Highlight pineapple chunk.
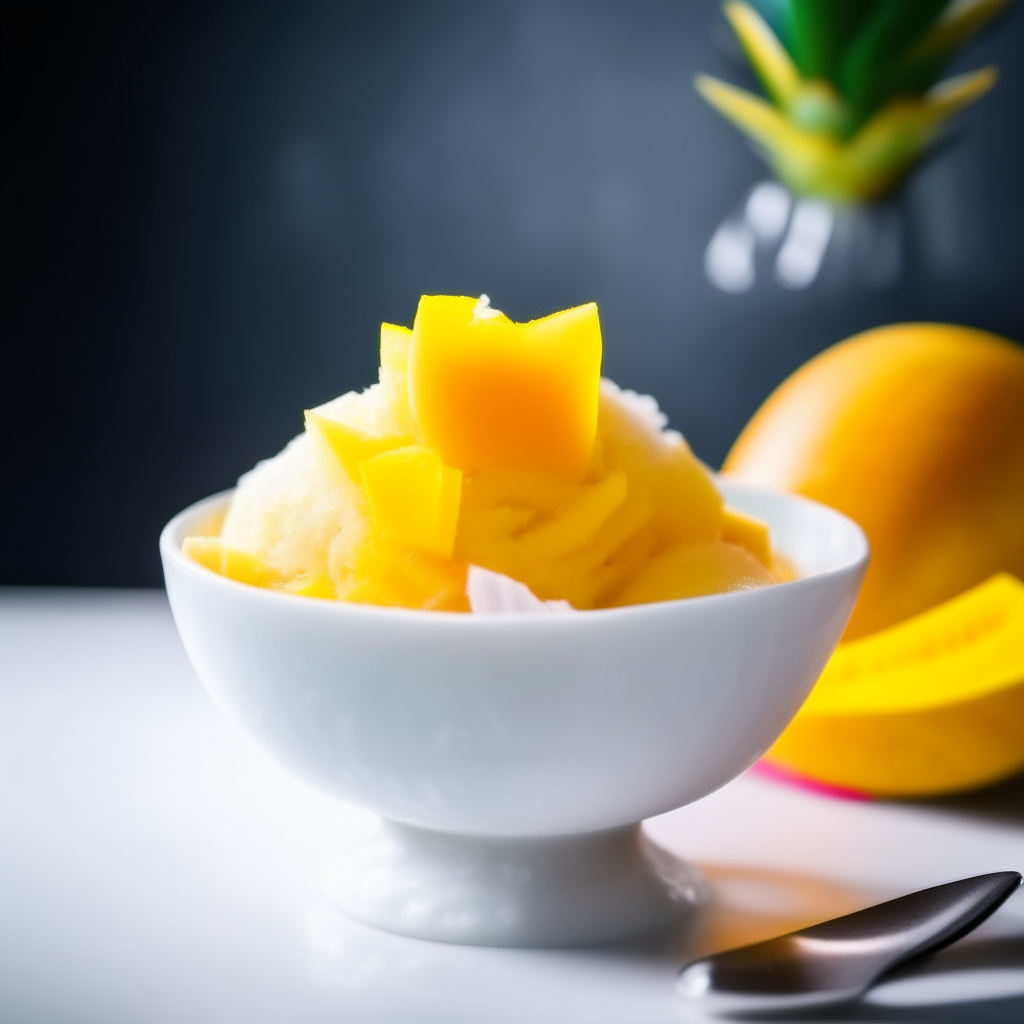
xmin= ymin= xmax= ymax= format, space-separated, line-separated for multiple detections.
xmin=409 ymin=295 xmax=602 ymax=480
xmin=359 ymin=445 xmax=462 ymax=559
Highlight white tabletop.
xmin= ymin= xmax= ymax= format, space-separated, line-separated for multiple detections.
xmin=2 ymin=588 xmax=1022 ymax=1023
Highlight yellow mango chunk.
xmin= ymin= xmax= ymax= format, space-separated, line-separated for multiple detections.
xmin=304 ymin=411 xmax=412 ymax=480
xmin=380 ymin=321 xmax=412 ymax=377
xmin=721 ymin=506 xmax=772 ymax=567
xmin=359 ymin=445 xmax=462 ymax=558
xmin=765 ymin=573 xmax=1024 ymax=796
xmin=612 ymin=540 xmax=780 ymax=606
xmin=336 ymin=537 xmax=469 ymax=611
xmin=529 ymin=498 xmax=660 ymax=610
xmin=183 ymin=536 xmax=333 ymax=597
xmin=183 ymin=536 xmax=276 ymax=587
xmin=511 ymin=472 xmax=628 ymax=562
xmin=278 ymin=572 xmax=336 ymax=599
xmin=182 ymin=535 xmax=226 ymax=574
xmin=221 ymin=545 xmax=279 ymax=588
xmin=408 ymin=295 xmax=602 ymax=480
xmin=378 ymin=322 xmax=418 ymax=437
xmin=448 ymin=379 xmax=737 ymax=610
xmin=454 ymin=471 xmax=636 ymax=609
xmin=597 ymin=382 xmax=723 ymax=546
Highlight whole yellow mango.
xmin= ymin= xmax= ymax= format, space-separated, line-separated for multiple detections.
xmin=723 ymin=324 xmax=1024 ymax=639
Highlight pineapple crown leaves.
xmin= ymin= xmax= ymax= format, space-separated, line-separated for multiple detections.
xmin=697 ymin=0 xmax=1009 ymax=202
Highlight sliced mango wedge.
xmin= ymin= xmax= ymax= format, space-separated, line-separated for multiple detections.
xmin=765 ymin=573 xmax=1024 ymax=796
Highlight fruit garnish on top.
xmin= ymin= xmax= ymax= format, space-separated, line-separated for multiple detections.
xmin=183 ymin=295 xmax=783 ymax=611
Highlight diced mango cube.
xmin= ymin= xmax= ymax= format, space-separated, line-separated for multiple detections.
xmin=721 ymin=506 xmax=772 ymax=567
xmin=304 ymin=411 xmax=412 ymax=479
xmin=337 ymin=536 xmax=469 ymax=611
xmin=359 ymin=445 xmax=462 ymax=558
xmin=408 ymin=295 xmax=602 ymax=480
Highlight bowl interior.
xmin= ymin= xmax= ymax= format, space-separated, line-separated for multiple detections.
xmin=162 ymin=480 xmax=867 ymax=604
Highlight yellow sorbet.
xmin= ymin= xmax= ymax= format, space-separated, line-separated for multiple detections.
xmin=192 ymin=295 xmax=782 ymax=610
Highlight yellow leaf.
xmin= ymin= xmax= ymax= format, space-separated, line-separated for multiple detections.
xmin=723 ymin=0 xmax=801 ymax=107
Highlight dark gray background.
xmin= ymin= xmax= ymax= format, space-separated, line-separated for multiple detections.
xmin=3 ymin=0 xmax=1022 ymax=587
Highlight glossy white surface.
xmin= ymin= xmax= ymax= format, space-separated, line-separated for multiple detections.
xmin=324 ymin=820 xmax=703 ymax=946
xmin=2 ymin=589 xmax=1023 ymax=1021
xmin=159 ymin=481 xmax=865 ymax=943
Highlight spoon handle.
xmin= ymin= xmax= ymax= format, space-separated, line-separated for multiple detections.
xmin=678 ymin=870 xmax=1022 ymax=1014
xmin=797 ymin=869 xmax=1022 ymax=962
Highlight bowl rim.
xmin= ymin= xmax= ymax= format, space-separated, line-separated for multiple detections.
xmin=160 ymin=480 xmax=868 ymax=626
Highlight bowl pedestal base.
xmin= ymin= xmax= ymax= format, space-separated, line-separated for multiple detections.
xmin=323 ymin=817 xmax=704 ymax=947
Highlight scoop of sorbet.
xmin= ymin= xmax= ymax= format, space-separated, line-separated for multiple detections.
xmin=186 ymin=296 xmax=782 ymax=610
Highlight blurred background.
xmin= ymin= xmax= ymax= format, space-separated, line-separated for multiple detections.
xmin=3 ymin=0 xmax=1022 ymax=588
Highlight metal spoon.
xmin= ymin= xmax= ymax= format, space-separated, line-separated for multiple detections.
xmin=677 ymin=870 xmax=1021 ymax=1015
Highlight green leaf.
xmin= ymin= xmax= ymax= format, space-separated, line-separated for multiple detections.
xmin=896 ymin=0 xmax=1011 ymax=93
xmin=787 ymin=0 xmax=877 ymax=82
xmin=839 ymin=0 xmax=948 ymax=115
xmin=724 ymin=2 xmax=802 ymax=107
xmin=750 ymin=0 xmax=796 ymax=52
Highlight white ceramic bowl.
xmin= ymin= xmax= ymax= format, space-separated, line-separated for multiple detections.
xmin=161 ymin=480 xmax=867 ymax=946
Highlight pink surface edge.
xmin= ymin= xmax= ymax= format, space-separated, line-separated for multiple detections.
xmin=752 ymin=759 xmax=874 ymax=801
